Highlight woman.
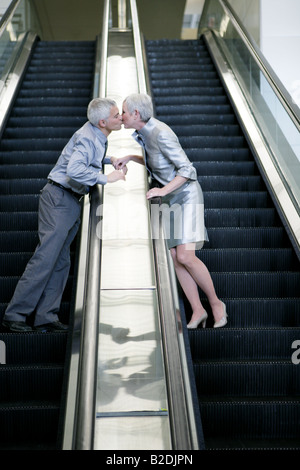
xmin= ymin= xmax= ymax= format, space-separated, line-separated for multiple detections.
xmin=118 ymin=93 xmax=227 ymax=329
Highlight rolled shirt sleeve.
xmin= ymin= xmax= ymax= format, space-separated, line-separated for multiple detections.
xmin=48 ymin=122 xmax=109 ymax=194
xmin=67 ymin=137 xmax=108 ymax=186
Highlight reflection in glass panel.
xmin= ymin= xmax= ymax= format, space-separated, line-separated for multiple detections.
xmin=216 ymin=33 xmax=300 ymax=206
xmin=94 ymin=289 xmax=171 ymax=450
xmin=96 ymin=290 xmax=168 ymax=413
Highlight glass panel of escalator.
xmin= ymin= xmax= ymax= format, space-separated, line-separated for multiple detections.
xmin=96 ymin=289 xmax=168 ymax=413
xmin=199 ymin=0 xmax=300 ymax=208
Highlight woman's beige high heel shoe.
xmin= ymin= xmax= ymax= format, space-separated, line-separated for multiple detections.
xmin=187 ymin=311 xmax=208 ymax=329
xmin=213 ymin=302 xmax=227 ymax=328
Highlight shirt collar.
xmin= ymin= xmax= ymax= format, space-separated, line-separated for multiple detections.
xmin=138 ymin=117 xmax=154 ymax=139
xmin=132 ymin=117 xmax=154 ymax=140
xmin=90 ymin=122 xmax=108 ymax=146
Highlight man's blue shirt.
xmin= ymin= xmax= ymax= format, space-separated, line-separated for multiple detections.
xmin=48 ymin=121 xmax=110 ymax=194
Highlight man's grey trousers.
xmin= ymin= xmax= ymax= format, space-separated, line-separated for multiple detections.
xmin=4 ymin=183 xmax=81 ymax=327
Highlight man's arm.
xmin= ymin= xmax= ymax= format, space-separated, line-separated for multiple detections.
xmin=114 ymin=155 xmax=145 ymax=169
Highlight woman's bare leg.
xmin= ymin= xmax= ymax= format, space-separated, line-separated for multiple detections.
xmin=170 ymin=248 xmax=206 ymax=323
xmin=172 ymin=244 xmax=225 ymax=322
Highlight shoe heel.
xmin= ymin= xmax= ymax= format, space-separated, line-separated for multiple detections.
xmin=187 ymin=311 xmax=208 ymax=329
xmin=213 ymin=302 xmax=227 ymax=328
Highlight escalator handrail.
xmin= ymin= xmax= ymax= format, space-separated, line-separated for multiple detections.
xmin=130 ymin=0 xmax=200 ymax=450
xmin=0 ymin=31 xmax=37 ymax=138
xmin=0 ymin=0 xmax=20 ymax=37
xmin=73 ymin=185 xmax=103 ymax=450
xmin=130 ymin=0 xmax=147 ymax=95
xmin=72 ymin=3 xmax=110 ymax=450
xmin=99 ymin=0 xmax=109 ymax=98
xmin=200 ymin=0 xmax=300 ymax=134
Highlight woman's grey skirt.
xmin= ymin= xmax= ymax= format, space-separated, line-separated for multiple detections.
xmin=151 ymin=180 xmax=209 ymax=250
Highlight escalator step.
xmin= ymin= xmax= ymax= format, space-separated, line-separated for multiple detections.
xmin=0 ymin=405 xmax=60 ymax=449
xmin=13 ymin=96 xmax=89 ymax=107
xmin=150 ymin=69 xmax=218 ymax=79
xmin=200 ymin=400 xmax=300 ymax=442
xmin=203 ymin=191 xmax=270 ymax=208
xmin=1 ymin=139 xmax=67 ymax=151
xmin=154 ymin=93 xmax=228 ymax=103
xmin=199 ymin=176 xmax=263 ymax=191
xmin=0 ymin=365 xmax=64 ymax=401
xmin=210 ymin=272 xmax=300 ymax=298
xmin=205 ymin=208 xmax=279 ymax=227
xmin=0 ymin=195 xmax=39 ymax=211
xmin=18 ymin=87 xmax=91 ymax=98
xmin=159 ymin=113 xmax=237 ymax=125
xmin=0 ymin=164 xmax=54 ymax=177
xmin=7 ymin=116 xmax=87 ymax=128
xmin=198 ymin=248 xmax=297 ymax=272
xmin=194 ymin=361 xmax=300 ymax=397
xmin=0 ymin=212 xmax=38 ymax=231
xmin=187 ymin=148 xmax=251 ymax=161
xmin=0 ymin=232 xmax=39 ymax=251
xmin=151 ymin=78 xmax=221 ymax=88
xmin=0 ymin=151 xmax=58 ymax=164
xmin=156 ymin=102 xmax=232 ymax=111
xmin=10 ymin=106 xmax=87 ymax=117
xmin=206 ymin=227 xmax=290 ymax=248
xmin=0 ymin=179 xmax=46 ymax=194
xmin=194 ymin=161 xmax=257 ymax=175
xmin=170 ymin=124 xmax=241 ymax=137
xmin=0 ymin=331 xmax=68 ymax=364
xmin=0 ymin=253 xmax=33 ymax=275
xmin=188 ymin=328 xmax=300 ymax=361
xmin=185 ymin=299 xmax=300 ymax=328
xmin=148 ymin=57 xmax=212 ymax=66
xmin=178 ymin=135 xmax=246 ymax=148
xmin=217 ymin=298 xmax=300 ymax=328
xmin=3 ymin=127 xmax=80 ymax=139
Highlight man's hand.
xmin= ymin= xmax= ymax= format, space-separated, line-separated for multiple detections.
xmin=110 ymin=157 xmax=128 ymax=174
xmin=113 ymin=156 xmax=130 ymax=170
xmin=106 ymin=169 xmax=126 ymax=183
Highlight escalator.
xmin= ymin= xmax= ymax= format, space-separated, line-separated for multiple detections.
xmin=0 ymin=39 xmax=95 ymax=449
xmin=145 ymin=37 xmax=300 ymax=450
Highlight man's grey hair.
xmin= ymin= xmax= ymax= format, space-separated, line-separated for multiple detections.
xmin=87 ymin=97 xmax=117 ymax=126
xmin=124 ymin=93 xmax=153 ymax=122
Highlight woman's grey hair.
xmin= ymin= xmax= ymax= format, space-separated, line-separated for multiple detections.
xmin=87 ymin=97 xmax=117 ymax=126
xmin=124 ymin=93 xmax=153 ymax=122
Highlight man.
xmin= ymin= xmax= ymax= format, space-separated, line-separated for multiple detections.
xmin=2 ymin=97 xmax=125 ymax=332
